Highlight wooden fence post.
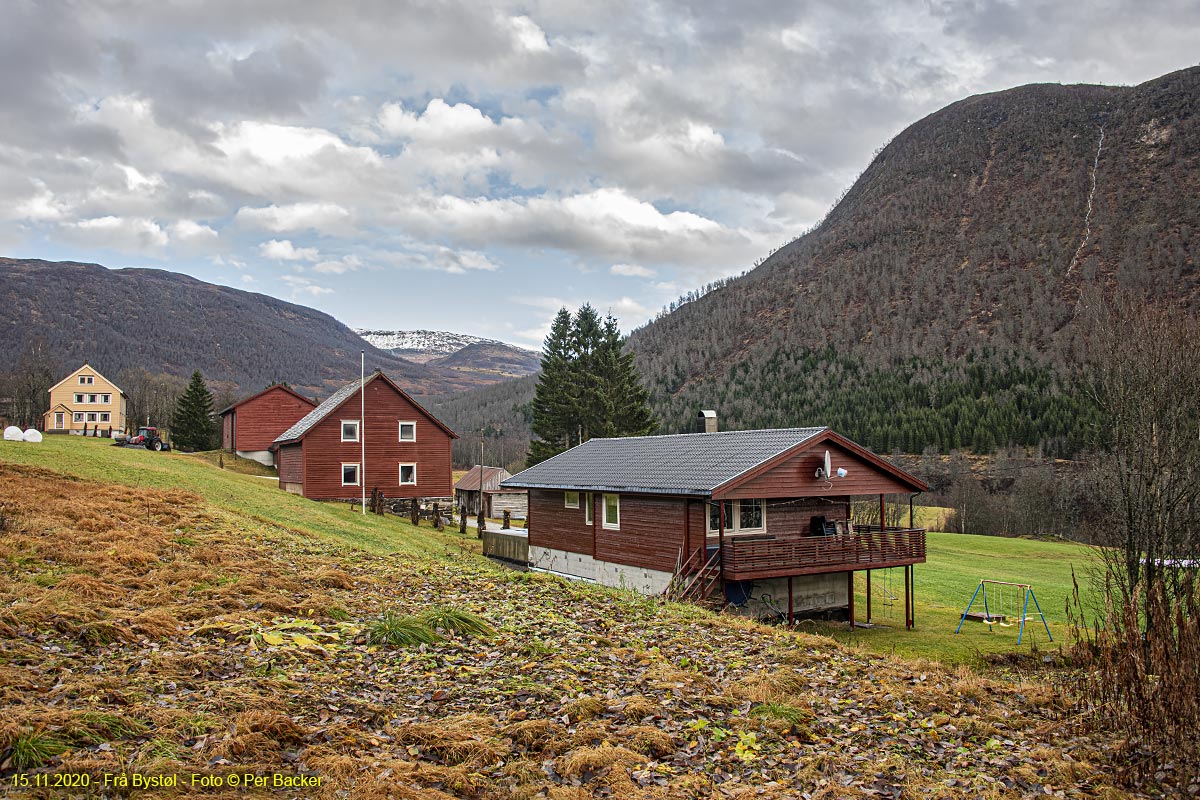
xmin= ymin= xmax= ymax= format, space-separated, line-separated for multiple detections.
xmin=433 ymin=502 xmax=442 ymax=530
xmin=459 ymin=506 xmax=467 ymax=534
xmin=502 ymin=510 xmax=511 ymax=529
xmin=410 ymin=498 xmax=420 ymax=527
xmin=477 ymin=506 xmax=486 ymax=536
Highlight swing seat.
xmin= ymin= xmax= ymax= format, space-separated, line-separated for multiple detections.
xmin=963 ymin=611 xmax=1006 ymax=623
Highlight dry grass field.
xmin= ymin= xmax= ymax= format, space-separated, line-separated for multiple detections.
xmin=0 ymin=441 xmax=1145 ymax=798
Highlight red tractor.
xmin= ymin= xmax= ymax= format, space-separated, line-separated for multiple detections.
xmin=127 ymin=426 xmax=170 ymax=451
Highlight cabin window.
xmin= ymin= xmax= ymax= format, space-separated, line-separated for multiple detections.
xmin=341 ymin=420 xmax=360 ymax=442
xmin=564 ymin=491 xmax=580 ymax=509
xmin=584 ymin=493 xmax=593 ymax=525
xmin=74 ymin=393 xmax=84 ymax=404
xmin=88 ymin=394 xmax=98 ymax=403
xmin=341 ymin=463 xmax=360 ymax=486
xmin=101 ymin=394 xmax=111 ymax=404
xmin=73 ymin=413 xmax=84 ymax=423
xmin=399 ymin=463 xmax=417 ymax=485
xmin=398 ymin=421 xmax=416 ymax=441
xmin=99 ymin=413 xmax=110 ymax=423
xmin=78 ymin=375 xmax=93 ymax=385
xmin=602 ymin=494 xmax=620 ymax=530
xmin=708 ymin=499 xmax=766 ymax=534
xmin=86 ymin=413 xmax=97 ymax=422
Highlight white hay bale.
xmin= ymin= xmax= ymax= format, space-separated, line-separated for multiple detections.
xmin=3 ymin=426 xmax=23 ymax=441
xmin=22 ymin=429 xmax=43 ymax=443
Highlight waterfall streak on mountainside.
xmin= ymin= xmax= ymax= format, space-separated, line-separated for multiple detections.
xmin=1067 ymin=126 xmax=1105 ymax=277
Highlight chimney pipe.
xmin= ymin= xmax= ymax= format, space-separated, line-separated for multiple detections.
xmin=698 ymin=409 xmax=718 ymax=433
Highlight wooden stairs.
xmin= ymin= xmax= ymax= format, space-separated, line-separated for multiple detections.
xmin=664 ymin=547 xmax=721 ymax=603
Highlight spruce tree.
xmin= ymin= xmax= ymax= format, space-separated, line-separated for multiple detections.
xmin=527 ymin=305 xmax=656 ymax=466
xmin=172 ymin=370 xmax=216 ymax=451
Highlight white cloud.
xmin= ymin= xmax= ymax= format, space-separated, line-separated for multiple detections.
xmin=280 ymin=274 xmax=333 ymax=296
xmin=60 ymin=216 xmax=169 ymax=254
xmin=259 ymin=238 xmax=319 ymax=261
xmin=312 ymin=255 xmax=362 ymax=274
xmin=235 ymin=202 xmax=352 ymax=233
xmin=610 ymin=263 xmax=656 ymax=278
xmin=170 ymin=219 xmax=219 ymax=242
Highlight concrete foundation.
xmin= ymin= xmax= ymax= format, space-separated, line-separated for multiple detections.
xmin=528 ymin=546 xmax=674 ymax=595
xmin=725 ymin=572 xmax=849 ymax=619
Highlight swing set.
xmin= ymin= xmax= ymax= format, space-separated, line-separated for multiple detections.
xmin=954 ymin=579 xmax=1052 ymax=645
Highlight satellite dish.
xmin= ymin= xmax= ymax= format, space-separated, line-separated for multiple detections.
xmin=815 ymin=449 xmax=833 ymax=480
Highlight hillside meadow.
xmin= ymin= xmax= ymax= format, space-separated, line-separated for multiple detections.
xmin=0 ymin=437 xmax=1140 ymax=798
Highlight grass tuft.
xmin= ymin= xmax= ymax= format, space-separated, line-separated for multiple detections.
xmin=367 ymin=612 xmax=440 ymax=646
xmin=11 ymin=730 xmax=68 ymax=769
xmin=417 ymin=606 xmax=495 ymax=638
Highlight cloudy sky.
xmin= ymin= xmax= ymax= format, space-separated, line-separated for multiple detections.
xmin=2 ymin=1 xmax=1197 ymax=347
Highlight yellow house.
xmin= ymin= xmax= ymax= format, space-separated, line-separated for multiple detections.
xmin=43 ymin=363 xmax=129 ymax=435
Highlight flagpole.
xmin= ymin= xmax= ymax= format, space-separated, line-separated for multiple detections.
xmin=361 ymin=350 xmax=366 ymax=516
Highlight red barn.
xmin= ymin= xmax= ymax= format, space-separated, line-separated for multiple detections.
xmin=220 ymin=385 xmax=317 ymax=467
xmin=273 ymin=372 xmax=457 ymax=500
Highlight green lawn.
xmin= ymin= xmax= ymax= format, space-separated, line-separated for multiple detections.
xmin=0 ymin=436 xmax=476 ymax=559
xmin=810 ymin=531 xmax=1098 ymax=664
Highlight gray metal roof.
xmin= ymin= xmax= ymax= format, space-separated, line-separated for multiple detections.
xmin=500 ymin=427 xmax=827 ymax=496
xmin=274 ymin=378 xmax=364 ymax=444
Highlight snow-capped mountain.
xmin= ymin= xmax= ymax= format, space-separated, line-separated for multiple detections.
xmin=356 ymin=329 xmax=498 ymax=361
xmin=355 ymin=329 xmax=540 ymax=376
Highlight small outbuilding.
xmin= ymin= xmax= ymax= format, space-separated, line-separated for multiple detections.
xmin=220 ymin=384 xmax=317 ymax=467
xmin=455 ymin=466 xmax=528 ymax=518
xmin=273 ymin=372 xmax=457 ymax=501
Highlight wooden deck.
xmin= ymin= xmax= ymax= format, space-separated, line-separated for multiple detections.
xmin=722 ymin=526 xmax=926 ymax=580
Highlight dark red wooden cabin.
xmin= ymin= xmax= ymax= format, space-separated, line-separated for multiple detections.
xmin=220 ymin=384 xmax=317 ymax=467
xmin=501 ymin=424 xmax=928 ymax=626
xmin=273 ymin=372 xmax=457 ymax=501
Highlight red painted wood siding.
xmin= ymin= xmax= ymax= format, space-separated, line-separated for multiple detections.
xmin=723 ymin=441 xmax=915 ymax=499
xmin=232 ymin=387 xmax=316 ymax=452
xmin=528 ymin=489 xmax=593 ymax=555
xmin=278 ymin=444 xmax=303 ymax=484
xmin=594 ymin=495 xmax=690 ymax=572
xmin=296 ymin=380 xmax=452 ymax=500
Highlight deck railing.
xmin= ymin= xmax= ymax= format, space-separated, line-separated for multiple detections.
xmin=722 ymin=527 xmax=926 ymax=580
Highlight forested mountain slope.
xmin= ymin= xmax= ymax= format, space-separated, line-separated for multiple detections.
xmin=0 ymin=259 xmax=516 ymax=397
xmin=435 ymin=68 xmax=1200 ymax=462
xmin=629 ymin=66 xmax=1199 ymax=455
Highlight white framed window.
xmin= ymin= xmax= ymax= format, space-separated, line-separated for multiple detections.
xmin=101 ymin=394 xmax=111 ymax=404
xmin=86 ymin=412 xmax=98 ymax=422
xmin=99 ymin=412 xmax=110 ymax=423
xmin=88 ymin=394 xmax=98 ymax=403
xmin=341 ymin=420 xmax=360 ymax=442
xmin=74 ymin=393 xmax=84 ymax=403
xmin=78 ymin=375 xmax=93 ymax=385
xmin=73 ymin=412 xmax=84 ymax=423
xmin=584 ymin=492 xmax=593 ymax=525
xmin=399 ymin=463 xmax=417 ymax=485
xmin=708 ymin=499 xmax=766 ymax=534
xmin=602 ymin=493 xmax=620 ymax=530
xmin=54 ymin=412 xmax=64 ymax=429
xmin=398 ymin=421 xmax=417 ymax=441
xmin=341 ymin=463 xmax=360 ymax=486
xmin=564 ymin=491 xmax=580 ymax=509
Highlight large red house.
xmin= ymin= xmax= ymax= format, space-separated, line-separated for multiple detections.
xmin=501 ymin=422 xmax=928 ymax=625
xmin=220 ymin=384 xmax=317 ymax=467
xmin=273 ymin=372 xmax=457 ymax=500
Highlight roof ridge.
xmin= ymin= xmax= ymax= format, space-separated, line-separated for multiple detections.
xmin=586 ymin=425 xmax=827 ymax=443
